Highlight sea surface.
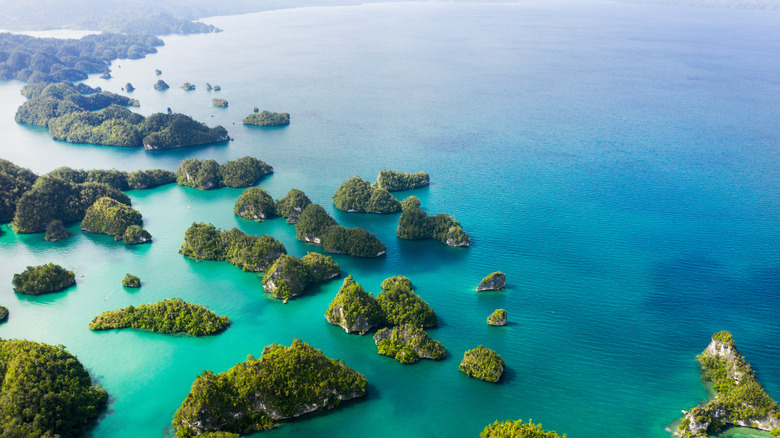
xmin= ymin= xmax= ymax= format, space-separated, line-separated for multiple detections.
xmin=1 ymin=1 xmax=779 ymax=437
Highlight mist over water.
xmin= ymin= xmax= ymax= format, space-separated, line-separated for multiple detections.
xmin=0 ymin=2 xmax=779 ymax=437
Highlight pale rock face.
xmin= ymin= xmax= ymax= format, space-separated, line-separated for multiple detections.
xmin=477 ymin=272 xmax=506 ymax=292
xmin=487 ymin=310 xmax=507 ymax=326
xmin=326 ymin=305 xmax=373 ymax=335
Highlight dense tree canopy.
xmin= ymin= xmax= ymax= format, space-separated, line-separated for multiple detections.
xmin=173 ymin=339 xmax=366 ymax=437
xmin=481 ymin=420 xmax=567 ymax=438
xmin=324 ymin=275 xmax=384 ymax=335
xmin=89 ymin=298 xmax=230 ymax=336
xmin=459 ymin=345 xmax=505 ymax=383
xmin=0 ymin=339 xmax=108 ymax=437
xmin=296 ymin=204 xmax=386 ymax=257
xmin=396 ymin=196 xmax=470 ymax=247
xmin=242 ymin=110 xmax=290 ymax=126
xmin=332 ymin=175 xmax=401 ymax=214
xmin=0 ymin=159 xmax=37 ymax=223
xmin=274 ymin=188 xmax=311 ymax=223
xmin=180 ymin=223 xmax=287 ymax=272
xmin=375 ymin=169 xmax=430 ymax=192
xmin=12 ymin=262 xmax=75 ymax=295
xmin=80 ymin=196 xmax=143 ymax=239
xmin=176 ymin=157 xmax=272 ymax=190
xmin=374 ymin=324 xmax=445 ymax=364
xmin=122 ymin=273 xmax=141 ymax=288
xmin=262 ymin=252 xmax=340 ymax=301
xmin=376 ymin=276 xmax=437 ymax=328
xmin=234 ymin=187 xmax=276 ymax=221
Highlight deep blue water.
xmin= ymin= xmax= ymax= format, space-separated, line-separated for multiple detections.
xmin=0 ymin=1 xmax=779 ymax=437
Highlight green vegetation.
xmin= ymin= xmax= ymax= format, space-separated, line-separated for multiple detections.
xmin=243 ymin=110 xmax=290 ymax=126
xmin=0 ymin=32 xmax=162 ymax=84
xmin=478 ymin=271 xmax=506 ymax=292
xmin=81 ymin=196 xmax=143 ymax=240
xmin=0 ymin=339 xmax=108 ymax=437
xmin=128 ymin=168 xmax=176 ymax=189
xmin=45 ymin=219 xmax=70 ymax=241
xmin=122 ymin=273 xmax=140 ymax=288
xmin=12 ymin=262 xmax=75 ymax=295
xmin=0 ymin=159 xmax=38 ymax=223
xmin=123 ymin=225 xmax=152 ymax=244
xmin=235 ymin=187 xmax=275 ymax=221
xmin=376 ymin=169 xmax=430 ymax=192
xmin=374 ymin=324 xmax=445 ymax=364
xmin=181 ymin=82 xmax=195 ymax=91
xmin=154 ymin=79 xmax=169 ymax=90
xmin=487 ymin=309 xmax=508 ymax=326
xmin=42 ymin=166 xmax=175 ymax=191
xmin=459 ymin=345 xmax=505 ymax=383
xmin=172 ymin=339 xmax=366 ymax=437
xmin=274 ymin=188 xmax=312 ymax=223
xmin=481 ymin=419 xmax=566 ymax=438
xmin=262 ymin=252 xmax=340 ymax=301
xmin=89 ymin=298 xmax=230 ymax=336
xmin=325 ymin=275 xmax=384 ymax=335
xmin=176 ymin=156 xmax=273 ymax=190
xmin=212 ymin=98 xmax=228 ymax=107
xmin=296 ymin=204 xmax=387 ymax=257
xmin=396 ymin=195 xmax=471 ymax=247
xmin=376 ymin=276 xmax=437 ymax=328
xmin=332 ymin=175 xmax=401 ymax=214
xmin=180 ymin=223 xmax=287 ymax=272
xmin=0 ymin=306 xmax=8 ymax=323
xmin=677 ymin=331 xmax=780 ymax=437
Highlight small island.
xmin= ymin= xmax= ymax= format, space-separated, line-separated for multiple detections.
xmin=154 ymin=79 xmax=169 ymax=90
xmin=80 ymin=196 xmax=144 ymax=241
xmin=296 ymin=204 xmax=387 ymax=257
xmin=0 ymin=306 xmax=8 ymax=323
xmin=376 ymin=276 xmax=437 ymax=328
xmin=275 ymin=188 xmax=312 ymax=224
xmin=324 ymin=276 xmax=384 ymax=335
xmin=262 ymin=252 xmax=340 ymax=301
xmin=375 ymin=169 xmax=430 ymax=192
xmin=374 ymin=324 xmax=445 ymax=364
xmin=478 ymin=272 xmax=506 ymax=292
xmin=122 ymin=274 xmax=140 ymax=288
xmin=181 ymin=82 xmax=195 ymax=91
xmin=45 ymin=219 xmax=70 ymax=241
xmin=123 ymin=225 xmax=152 ymax=244
xmin=12 ymin=263 xmax=75 ymax=295
xmin=180 ymin=223 xmax=287 ymax=272
xmin=89 ymin=298 xmax=230 ymax=336
xmin=125 ymin=82 xmax=135 ymax=92
xmin=676 ymin=331 xmax=780 ymax=437
xmin=481 ymin=420 xmax=566 ymax=438
xmin=397 ymin=196 xmax=471 ymax=247
xmin=243 ymin=110 xmax=290 ymax=126
xmin=234 ymin=187 xmax=276 ymax=221
xmin=212 ymin=98 xmax=228 ymax=107
xmin=332 ymin=175 xmax=401 ymax=214
xmin=0 ymin=339 xmax=108 ymax=437
xmin=213 ymin=85 xmax=222 ymax=91
xmin=172 ymin=339 xmax=366 ymax=436
xmin=487 ymin=309 xmax=508 ymax=326
xmin=459 ymin=345 xmax=505 ymax=383
xmin=176 ymin=156 xmax=273 ymax=190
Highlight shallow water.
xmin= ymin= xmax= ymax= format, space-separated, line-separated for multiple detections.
xmin=0 ymin=1 xmax=779 ymax=437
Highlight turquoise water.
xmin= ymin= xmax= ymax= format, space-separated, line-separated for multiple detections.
xmin=1 ymin=1 xmax=779 ymax=437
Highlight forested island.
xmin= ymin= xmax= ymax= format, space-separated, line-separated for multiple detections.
xmin=396 ymin=196 xmax=471 ymax=247
xmin=122 ymin=273 xmax=141 ymax=287
xmin=0 ymin=306 xmax=8 ymax=323
xmin=16 ymin=81 xmax=137 ymax=127
xmin=332 ymin=176 xmax=401 ymax=214
xmin=0 ymin=339 xmax=108 ymax=437
xmin=234 ymin=187 xmax=276 ymax=221
xmin=676 ymin=331 xmax=780 ymax=437
xmin=478 ymin=272 xmax=506 ymax=292
xmin=481 ymin=420 xmax=566 ymax=438
xmin=176 ymin=156 xmax=273 ymax=190
xmin=275 ymin=188 xmax=312 ymax=223
xmin=374 ymin=324 xmax=445 ymax=364
xmin=459 ymin=345 xmax=505 ymax=383
xmin=12 ymin=263 xmax=75 ymax=295
xmin=212 ymin=98 xmax=228 ymax=107
xmin=89 ymin=298 xmax=230 ymax=336
xmin=375 ymin=169 xmax=430 ymax=192
xmin=81 ymin=196 xmax=145 ymax=241
xmin=325 ymin=275 xmax=385 ymax=335
xmin=180 ymin=223 xmax=287 ymax=272
xmin=296 ymin=203 xmax=387 ymax=257
xmin=262 ymin=252 xmax=340 ymax=301
xmin=172 ymin=339 xmax=367 ymax=437
xmin=487 ymin=309 xmax=508 ymax=326
xmin=376 ymin=275 xmax=437 ymax=328
xmin=243 ymin=110 xmax=290 ymax=126
xmin=0 ymin=159 xmax=38 ymax=223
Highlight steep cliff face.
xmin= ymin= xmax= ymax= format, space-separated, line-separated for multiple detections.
xmin=676 ymin=332 xmax=780 ymax=437
xmin=324 ymin=276 xmax=383 ymax=335
xmin=373 ymin=324 xmax=446 ymax=364
xmin=477 ymin=272 xmax=506 ymax=292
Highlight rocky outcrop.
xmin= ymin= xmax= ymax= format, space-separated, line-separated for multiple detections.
xmin=487 ymin=309 xmax=507 ymax=326
xmin=477 ymin=272 xmax=506 ymax=291
xmin=262 ymin=253 xmax=340 ymax=301
xmin=374 ymin=324 xmax=445 ymax=364
xmin=324 ymin=276 xmax=383 ymax=335
xmin=123 ymin=225 xmax=152 ymax=244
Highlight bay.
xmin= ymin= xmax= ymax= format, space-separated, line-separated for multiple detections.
xmin=0 ymin=1 xmax=779 ymax=437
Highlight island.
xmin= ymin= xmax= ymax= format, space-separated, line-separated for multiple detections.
xmin=487 ymin=309 xmax=508 ymax=326
xmin=243 ymin=110 xmax=290 ymax=126
xmin=0 ymin=306 xmax=8 ymax=323
xmin=296 ymin=204 xmax=387 ymax=257
xmin=45 ymin=219 xmax=70 ymax=241
xmin=206 ymin=83 xmax=213 ymax=91
xmin=212 ymin=98 xmax=228 ymax=107
xmin=125 ymin=82 xmax=135 ymax=92
xmin=181 ymin=82 xmax=195 ymax=91
xmin=0 ymin=339 xmax=108 ymax=437
xmin=12 ymin=263 xmax=75 ymax=295
xmin=123 ymin=225 xmax=152 ymax=244
xmin=376 ymin=276 xmax=437 ymax=328
xmin=396 ymin=196 xmax=471 ymax=247
xmin=122 ymin=274 xmax=141 ymax=288
xmin=213 ymin=85 xmax=222 ymax=91
xmin=374 ymin=324 xmax=446 ymax=364
xmin=324 ymin=276 xmax=384 ymax=335
xmin=459 ymin=345 xmax=505 ymax=383
xmin=274 ymin=188 xmax=312 ymax=224
xmin=89 ymin=298 xmax=230 ymax=336
xmin=81 ymin=196 xmax=144 ymax=241
xmin=262 ymin=252 xmax=340 ymax=301
xmin=0 ymin=159 xmax=37 ymax=223
xmin=478 ymin=271 xmax=506 ymax=291
xmin=155 ymin=69 xmax=162 ymax=76
xmin=375 ymin=169 xmax=430 ymax=192
xmin=176 ymin=156 xmax=273 ymax=190
xmin=676 ymin=331 xmax=780 ymax=437
xmin=234 ymin=187 xmax=276 ymax=221
xmin=481 ymin=420 xmax=566 ymax=438
xmin=154 ymin=79 xmax=170 ymax=90
xmin=332 ymin=175 xmax=401 ymax=214
xmin=172 ymin=339 xmax=366 ymax=437
xmin=180 ymin=223 xmax=287 ymax=273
